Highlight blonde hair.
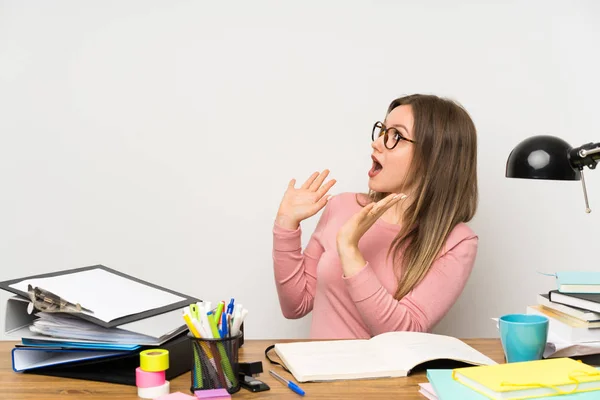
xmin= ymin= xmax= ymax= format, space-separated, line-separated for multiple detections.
xmin=362 ymin=94 xmax=478 ymax=300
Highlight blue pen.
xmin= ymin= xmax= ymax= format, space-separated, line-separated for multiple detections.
xmin=269 ymin=370 xmax=305 ymax=396
xmin=220 ymin=312 xmax=228 ymax=337
xmin=226 ymin=298 xmax=235 ymax=315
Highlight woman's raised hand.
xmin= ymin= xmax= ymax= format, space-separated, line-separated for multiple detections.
xmin=275 ymin=170 xmax=337 ymax=230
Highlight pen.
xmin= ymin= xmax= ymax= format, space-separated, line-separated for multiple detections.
xmin=231 ymin=308 xmax=247 ymax=336
xmin=189 ymin=304 xmax=210 ymax=338
xmin=214 ymin=301 xmax=225 ymax=326
xmin=232 ymin=305 xmax=241 ymax=327
xmin=182 ymin=310 xmax=202 ymax=338
xmin=233 ymin=304 xmax=242 ymax=321
xmin=189 ymin=303 xmax=200 ymax=321
xmin=269 ymin=370 xmax=305 ymax=396
xmin=198 ymin=303 xmax=213 ymax=339
xmin=207 ymin=311 xmax=220 ymax=339
xmin=226 ymin=298 xmax=235 ymax=315
xmin=207 ymin=310 xmax=237 ymax=386
xmin=220 ymin=312 xmax=228 ymax=337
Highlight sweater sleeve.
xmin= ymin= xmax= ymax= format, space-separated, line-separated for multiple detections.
xmin=343 ymin=235 xmax=478 ymax=335
xmin=272 ymin=198 xmax=334 ymax=319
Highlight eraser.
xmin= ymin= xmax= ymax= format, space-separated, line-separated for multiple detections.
xmin=194 ymin=388 xmax=231 ymax=399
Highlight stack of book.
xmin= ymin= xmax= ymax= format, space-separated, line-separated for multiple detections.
xmin=418 ymin=271 xmax=600 ymax=399
xmin=527 ymin=271 xmax=600 ymax=361
xmin=421 ymin=358 xmax=600 ymax=399
xmin=0 ymin=264 xmax=199 ymax=385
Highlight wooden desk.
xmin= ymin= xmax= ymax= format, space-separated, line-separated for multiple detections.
xmin=0 ymin=339 xmax=503 ymax=399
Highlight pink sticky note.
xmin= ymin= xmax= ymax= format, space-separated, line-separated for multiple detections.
xmin=154 ymin=392 xmax=196 ymax=400
xmin=194 ymin=388 xmax=231 ymax=399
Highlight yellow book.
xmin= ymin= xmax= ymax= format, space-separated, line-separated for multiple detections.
xmin=452 ymin=358 xmax=600 ymax=399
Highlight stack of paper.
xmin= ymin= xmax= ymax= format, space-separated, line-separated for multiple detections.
xmin=543 ymin=331 xmax=600 ymax=361
xmin=0 ymin=265 xmax=199 ymax=374
xmin=29 ymin=313 xmax=158 ymax=344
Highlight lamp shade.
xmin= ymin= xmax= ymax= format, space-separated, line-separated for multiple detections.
xmin=505 ymin=135 xmax=580 ymax=181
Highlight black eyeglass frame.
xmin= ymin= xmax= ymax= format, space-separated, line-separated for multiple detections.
xmin=371 ymin=121 xmax=416 ymax=149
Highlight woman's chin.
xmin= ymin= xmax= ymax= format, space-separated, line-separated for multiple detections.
xmin=367 ymin=178 xmax=385 ymax=192
xmin=368 ymin=179 xmax=402 ymax=195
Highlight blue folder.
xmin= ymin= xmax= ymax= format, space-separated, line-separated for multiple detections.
xmin=21 ymin=338 xmax=140 ymax=351
xmin=12 ymin=347 xmax=129 ymax=372
xmin=427 ymin=368 xmax=600 ymax=400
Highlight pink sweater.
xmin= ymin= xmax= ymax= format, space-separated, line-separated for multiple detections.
xmin=272 ymin=192 xmax=478 ymax=339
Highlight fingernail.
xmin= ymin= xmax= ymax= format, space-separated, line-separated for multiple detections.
xmin=326 ymin=195 xmax=332 ymax=201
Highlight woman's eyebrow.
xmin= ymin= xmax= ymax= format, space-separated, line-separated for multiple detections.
xmin=391 ymin=123 xmax=409 ymax=133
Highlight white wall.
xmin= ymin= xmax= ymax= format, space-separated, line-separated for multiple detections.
xmin=1 ymin=0 xmax=599 ymax=340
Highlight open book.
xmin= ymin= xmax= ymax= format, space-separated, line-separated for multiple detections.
xmin=274 ymin=331 xmax=497 ymax=382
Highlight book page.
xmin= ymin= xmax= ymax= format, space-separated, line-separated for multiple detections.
xmin=9 ymin=268 xmax=185 ymax=323
xmin=275 ymin=340 xmax=405 ymax=381
xmin=274 ymin=332 xmax=497 ymax=382
xmin=370 ymin=331 xmax=497 ymax=371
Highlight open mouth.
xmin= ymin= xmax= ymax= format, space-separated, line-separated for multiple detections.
xmin=368 ymin=156 xmax=383 ymax=178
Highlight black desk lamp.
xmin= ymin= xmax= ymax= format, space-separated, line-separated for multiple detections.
xmin=506 ymin=135 xmax=600 ymax=213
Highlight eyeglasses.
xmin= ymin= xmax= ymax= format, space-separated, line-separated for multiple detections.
xmin=371 ymin=121 xmax=415 ymax=149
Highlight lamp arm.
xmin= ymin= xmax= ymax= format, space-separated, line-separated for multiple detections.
xmin=579 ymin=147 xmax=600 ymax=158
xmin=569 ymin=142 xmax=600 ymax=170
xmin=567 ymin=142 xmax=600 ymax=214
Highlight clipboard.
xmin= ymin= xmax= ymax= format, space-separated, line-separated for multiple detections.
xmin=0 ymin=264 xmax=200 ymax=329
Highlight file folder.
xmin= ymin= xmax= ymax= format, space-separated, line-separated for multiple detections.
xmin=4 ymin=295 xmax=188 ymax=346
xmin=0 ymin=264 xmax=200 ymax=328
xmin=12 ymin=347 xmax=128 ymax=372
xmin=2 ymin=265 xmax=199 ymax=385
xmin=19 ymin=338 xmax=141 ymax=351
xmin=2 ymin=265 xmax=200 ymax=345
xmin=18 ymin=332 xmax=193 ymax=386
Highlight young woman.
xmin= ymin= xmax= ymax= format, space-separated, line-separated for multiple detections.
xmin=273 ymin=94 xmax=478 ymax=339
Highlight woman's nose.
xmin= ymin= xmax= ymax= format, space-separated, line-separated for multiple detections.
xmin=372 ymin=135 xmax=384 ymax=151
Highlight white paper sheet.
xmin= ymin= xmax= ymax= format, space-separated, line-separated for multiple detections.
xmin=545 ymin=331 xmax=600 ymax=358
xmin=9 ymin=268 xmax=185 ymax=323
xmin=28 ymin=313 xmax=157 ymax=343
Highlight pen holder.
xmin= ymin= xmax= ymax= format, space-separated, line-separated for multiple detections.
xmin=188 ymin=333 xmax=242 ymax=394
